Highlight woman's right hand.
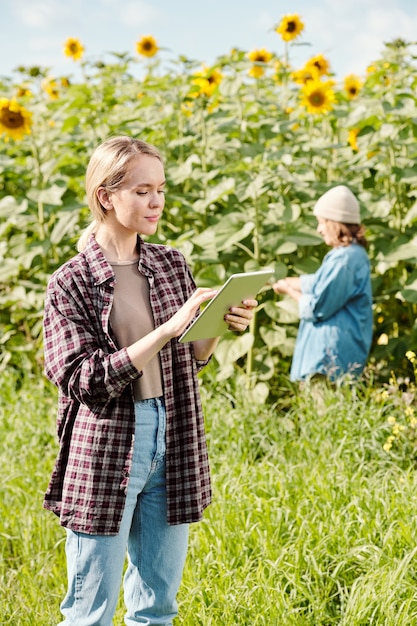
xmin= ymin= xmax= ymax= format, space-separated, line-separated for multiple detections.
xmin=126 ymin=288 xmax=218 ymax=373
xmin=164 ymin=288 xmax=218 ymax=338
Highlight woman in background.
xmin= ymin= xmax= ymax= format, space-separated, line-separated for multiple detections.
xmin=272 ymin=185 xmax=373 ymax=382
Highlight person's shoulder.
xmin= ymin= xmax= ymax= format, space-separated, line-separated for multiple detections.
xmin=330 ymin=244 xmax=367 ymax=260
xmin=327 ymin=245 xmax=369 ymax=276
xmin=345 ymin=243 xmax=369 ymax=261
xmin=47 ymin=251 xmax=89 ymax=289
xmin=142 ymin=241 xmax=187 ymax=263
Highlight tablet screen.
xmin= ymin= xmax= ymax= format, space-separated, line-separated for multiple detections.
xmin=179 ymin=269 xmax=274 ymax=342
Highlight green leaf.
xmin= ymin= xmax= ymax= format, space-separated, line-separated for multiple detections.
xmin=215 ymin=333 xmax=254 ymax=365
xmin=243 ymin=382 xmax=270 ymax=404
xmin=275 ymin=298 xmax=299 ymax=323
xmin=215 ymin=221 xmax=255 ymax=252
xmin=50 ymin=211 xmax=80 ymax=244
xmin=193 ymin=178 xmax=236 ymax=212
xmin=264 ymin=202 xmax=301 ymax=225
xmin=287 ymin=228 xmax=322 ymax=246
xmin=0 ymin=259 xmax=20 ymax=281
xmin=381 ymin=237 xmax=417 ymax=262
xmin=27 ymin=184 xmax=65 ymax=206
xmin=0 ymin=196 xmax=28 ymax=217
xmin=259 ymin=325 xmax=287 ymax=348
xmin=168 ymin=154 xmax=201 ymax=184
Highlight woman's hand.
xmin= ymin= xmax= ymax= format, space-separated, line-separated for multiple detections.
xmin=272 ymin=279 xmax=290 ymax=295
xmin=192 ymin=298 xmax=258 ymax=361
xmin=224 ymin=299 xmax=258 ymax=332
xmin=126 ymin=288 xmax=217 ymax=372
xmin=272 ymin=277 xmax=302 ymax=301
xmin=164 ymin=288 xmax=218 ymax=338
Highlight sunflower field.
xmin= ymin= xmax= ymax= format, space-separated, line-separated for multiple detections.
xmin=1 ymin=16 xmax=417 ymax=399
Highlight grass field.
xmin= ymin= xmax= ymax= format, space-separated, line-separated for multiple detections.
xmin=2 ymin=369 xmax=417 ymax=625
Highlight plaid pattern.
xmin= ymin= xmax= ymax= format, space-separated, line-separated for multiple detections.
xmin=43 ymin=235 xmax=212 ymax=534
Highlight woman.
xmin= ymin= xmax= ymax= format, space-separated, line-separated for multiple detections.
xmin=43 ymin=136 xmax=257 ymax=625
xmin=272 ymin=185 xmax=373 ymax=382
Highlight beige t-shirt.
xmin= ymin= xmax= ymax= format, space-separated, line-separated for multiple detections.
xmin=109 ymin=260 xmax=163 ymax=401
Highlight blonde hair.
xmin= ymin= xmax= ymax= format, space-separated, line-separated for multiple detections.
xmin=77 ymin=136 xmax=163 ymax=251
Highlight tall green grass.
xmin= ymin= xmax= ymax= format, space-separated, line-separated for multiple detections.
xmin=1 ymin=371 xmax=417 ymax=625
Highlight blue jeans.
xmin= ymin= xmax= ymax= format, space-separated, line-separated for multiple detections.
xmin=58 ymin=398 xmax=189 ymax=626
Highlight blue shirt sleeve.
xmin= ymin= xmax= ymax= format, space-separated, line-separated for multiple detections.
xmin=298 ymin=250 xmax=355 ymax=322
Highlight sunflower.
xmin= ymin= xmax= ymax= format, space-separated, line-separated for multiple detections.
xmin=136 ymin=35 xmax=159 ymax=58
xmin=275 ymin=14 xmax=304 ymax=42
xmin=272 ymin=59 xmax=288 ymax=84
xmin=300 ymin=80 xmax=335 ymax=115
xmin=290 ymin=68 xmax=317 ymax=86
xmin=247 ymin=48 xmax=272 ymax=79
xmin=348 ymin=128 xmax=360 ymax=152
xmin=0 ymin=98 xmax=32 ymax=141
xmin=63 ymin=37 xmax=85 ymax=61
xmin=305 ymin=54 xmax=331 ymax=77
xmin=344 ymin=74 xmax=362 ymax=99
xmin=191 ymin=66 xmax=223 ymax=97
xmin=248 ymin=48 xmax=273 ymax=64
xmin=181 ymin=102 xmax=194 ymax=117
xmin=205 ymin=67 xmax=223 ymax=88
xmin=248 ymin=65 xmax=265 ymax=79
xmin=15 ymin=85 xmax=32 ymax=98
xmin=42 ymin=78 xmax=60 ymax=100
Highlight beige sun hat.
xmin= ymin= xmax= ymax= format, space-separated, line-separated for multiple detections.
xmin=313 ymin=185 xmax=360 ymax=224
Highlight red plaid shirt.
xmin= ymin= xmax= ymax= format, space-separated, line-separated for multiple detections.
xmin=43 ymin=235 xmax=212 ymax=534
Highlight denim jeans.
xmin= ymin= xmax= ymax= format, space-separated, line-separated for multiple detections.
xmin=58 ymin=397 xmax=189 ymax=626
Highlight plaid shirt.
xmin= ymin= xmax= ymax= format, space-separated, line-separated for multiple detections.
xmin=43 ymin=235 xmax=212 ymax=534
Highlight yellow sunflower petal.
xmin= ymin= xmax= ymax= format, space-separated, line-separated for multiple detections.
xmin=305 ymin=54 xmax=331 ymax=77
xmin=63 ymin=37 xmax=85 ymax=61
xmin=136 ymin=35 xmax=159 ymax=58
xmin=248 ymin=48 xmax=273 ymax=64
xmin=0 ymin=98 xmax=32 ymax=141
xmin=300 ymin=80 xmax=335 ymax=115
xmin=275 ymin=14 xmax=304 ymax=42
xmin=344 ymin=74 xmax=362 ymax=99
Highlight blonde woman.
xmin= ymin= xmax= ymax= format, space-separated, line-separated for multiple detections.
xmin=43 ymin=136 xmax=257 ymax=625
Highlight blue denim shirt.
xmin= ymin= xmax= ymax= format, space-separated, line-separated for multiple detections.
xmin=290 ymin=244 xmax=373 ymax=381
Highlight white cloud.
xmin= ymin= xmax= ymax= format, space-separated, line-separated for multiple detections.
xmin=343 ymin=5 xmax=417 ymax=75
xmin=29 ymin=36 xmax=62 ymax=52
xmin=255 ymin=10 xmax=276 ymax=32
xmin=99 ymin=0 xmax=161 ymax=28
xmin=284 ymin=0 xmax=417 ymax=77
xmin=119 ymin=2 xmax=161 ymax=28
xmin=12 ymin=0 xmax=77 ymax=28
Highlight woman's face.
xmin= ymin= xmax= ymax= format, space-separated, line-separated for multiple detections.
xmin=316 ymin=216 xmax=335 ymax=246
xmin=103 ymin=154 xmax=166 ymax=237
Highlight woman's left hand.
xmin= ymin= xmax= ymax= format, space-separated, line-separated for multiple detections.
xmin=224 ymin=299 xmax=258 ymax=332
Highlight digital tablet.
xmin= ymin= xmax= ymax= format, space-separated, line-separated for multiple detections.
xmin=178 ymin=269 xmax=274 ymax=343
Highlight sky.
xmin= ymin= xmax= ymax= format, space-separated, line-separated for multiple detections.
xmin=1 ymin=0 xmax=417 ymax=83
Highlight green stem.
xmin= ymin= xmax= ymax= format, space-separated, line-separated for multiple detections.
xmin=38 ymin=200 xmax=45 ymax=240
xmin=245 ymin=191 xmax=261 ymax=387
xmin=245 ymin=309 xmax=257 ymax=388
xmin=29 ymin=138 xmax=46 ymax=240
xmin=200 ymin=104 xmax=207 ymax=174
